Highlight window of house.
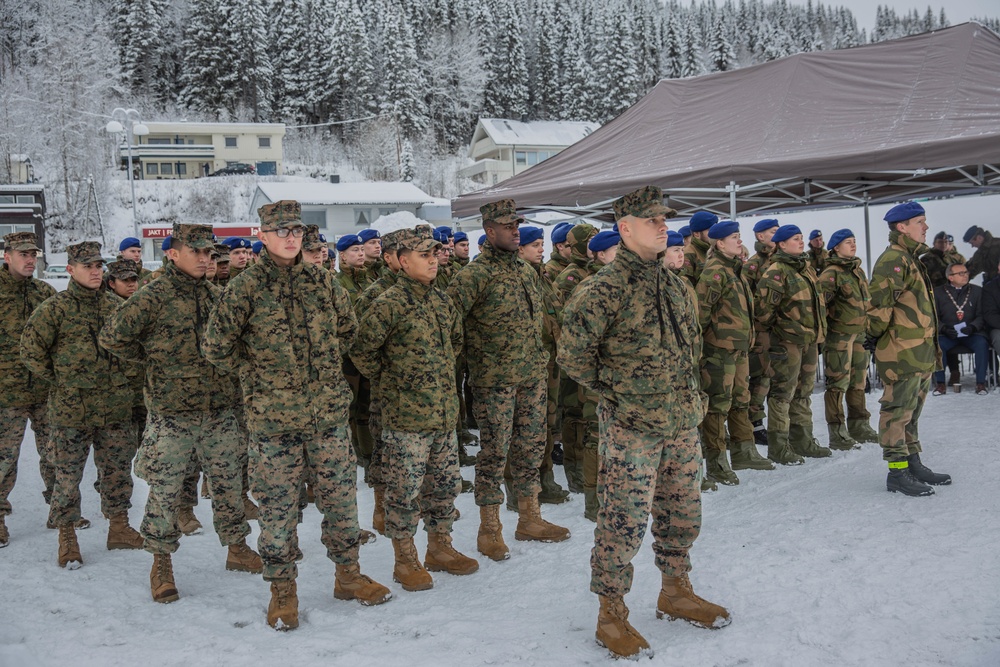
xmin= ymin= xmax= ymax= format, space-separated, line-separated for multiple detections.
xmin=258 ymin=136 xmax=271 ymax=148
xmin=177 ymin=163 xmax=187 ymax=176
xmin=515 ymin=151 xmax=526 ymax=166
xmin=378 ymin=208 xmax=396 ymax=218
xmin=160 ymin=163 xmax=173 ymax=175
xmin=224 ymin=136 xmax=237 ymax=148
xmin=146 ymin=163 xmax=158 ymax=175
xmin=0 ymin=195 xmax=14 ymax=204
xmin=302 ymin=210 xmax=325 ymax=228
xmin=148 ymin=138 xmax=171 ymax=145
xmin=526 ymin=152 xmax=538 ymax=166
xmin=354 ymin=209 xmax=370 ymax=227
xmin=15 ymin=195 xmax=35 ymax=204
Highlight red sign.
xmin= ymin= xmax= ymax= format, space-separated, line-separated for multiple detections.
xmin=142 ymin=226 xmax=259 ymax=239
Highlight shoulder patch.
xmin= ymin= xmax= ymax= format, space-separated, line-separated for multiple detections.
xmin=748 ymin=264 xmax=757 ymax=271
xmin=894 ymin=266 xmax=901 ymax=273
xmin=713 ymin=273 xmax=721 ymax=281
xmin=773 ymin=273 xmax=782 ymax=281
xmin=567 ymin=275 xmax=576 ymax=282
xmin=829 ymin=276 xmax=835 ymax=282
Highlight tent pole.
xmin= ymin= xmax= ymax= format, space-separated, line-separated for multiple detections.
xmin=728 ymin=181 xmax=737 ymax=219
xmin=863 ymin=192 xmax=872 ymax=272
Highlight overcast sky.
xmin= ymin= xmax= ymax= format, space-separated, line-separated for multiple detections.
xmin=830 ymin=0 xmax=997 ymax=32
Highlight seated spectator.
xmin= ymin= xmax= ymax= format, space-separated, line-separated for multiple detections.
xmin=980 ymin=259 xmax=1000 ymax=369
xmin=934 ymin=263 xmax=990 ymax=395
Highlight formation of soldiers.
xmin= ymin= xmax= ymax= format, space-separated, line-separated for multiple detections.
xmin=0 ymin=188 xmax=957 ymax=658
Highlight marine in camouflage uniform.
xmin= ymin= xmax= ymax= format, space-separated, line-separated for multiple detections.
xmin=204 ymin=200 xmax=390 ymax=630
xmin=447 ymin=199 xmax=570 ymax=562
xmin=212 ymin=243 xmax=231 ymax=286
xmin=745 ymin=221 xmax=779 ymax=440
xmin=101 ymin=224 xmax=259 ymax=600
xmin=869 ymin=202 xmax=951 ymax=496
xmin=755 ymin=226 xmax=831 ymax=465
xmin=21 ymin=242 xmax=141 ymax=567
xmin=818 ymin=230 xmax=877 ymax=449
xmin=559 ymin=186 xmax=728 ymax=660
xmin=0 ymin=232 xmax=58 ymax=547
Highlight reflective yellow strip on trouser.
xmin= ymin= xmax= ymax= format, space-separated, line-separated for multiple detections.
xmin=887 ymin=460 xmax=909 ymax=469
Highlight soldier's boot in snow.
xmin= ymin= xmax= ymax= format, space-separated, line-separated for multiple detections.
xmin=359 ymin=529 xmax=376 ymax=545
xmin=242 ymin=494 xmax=259 ymax=520
xmin=538 ymin=470 xmax=570 ymax=504
xmin=504 ymin=478 xmax=518 ymax=512
xmin=391 ymin=537 xmax=433 ymax=591
xmin=515 ymin=496 xmax=570 ymax=543
xmin=460 ymin=479 xmax=474 ymax=494
xmin=729 ymin=441 xmax=774 ymax=470
xmin=150 ymin=553 xmax=179 ymax=603
xmin=424 ymin=532 xmax=479 ymax=576
xmin=226 ymin=540 xmax=263 ymax=573
xmin=789 ymin=421 xmax=832 ymax=458
xmin=372 ymin=486 xmax=386 ymax=535
xmin=565 ymin=459 xmax=584 ymax=494
xmin=886 ymin=460 xmax=934 ymax=496
xmin=200 ymin=477 xmax=210 ymax=499
xmin=106 ymin=513 xmax=144 ymax=550
xmin=583 ymin=486 xmax=599 ymax=523
xmin=705 ymin=450 xmax=740 ymax=486
xmin=656 ymin=573 xmax=732 ymax=629
xmin=458 ymin=442 xmax=478 ymax=467
xmin=550 ymin=442 xmax=564 ymax=466
xmin=47 ymin=516 xmax=90 ymax=530
xmin=176 ymin=507 xmax=203 ymax=535
xmin=826 ymin=422 xmax=861 ymax=451
xmin=57 ymin=525 xmax=82 ymax=569
xmin=334 ymin=562 xmax=392 ymax=605
xmin=767 ymin=432 xmax=804 ymax=466
xmin=847 ymin=418 xmax=880 ymax=444
xmin=700 ymin=477 xmax=718 ymax=492
xmin=267 ymin=579 xmax=299 ymax=631
xmin=0 ymin=517 xmax=8 ymax=548
xmin=906 ymin=453 xmax=951 ymax=485
xmin=476 ymin=504 xmax=510 ymax=561
xmin=752 ymin=419 xmax=768 ymax=446
xmin=595 ymin=595 xmax=651 ymax=659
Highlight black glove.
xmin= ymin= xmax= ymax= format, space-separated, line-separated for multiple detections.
xmin=965 ymin=323 xmax=979 ymax=335
xmin=942 ymin=324 xmax=958 ymax=338
xmin=863 ymin=335 xmax=878 ymax=352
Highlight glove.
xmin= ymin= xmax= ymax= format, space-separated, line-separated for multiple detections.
xmin=863 ymin=335 xmax=878 ymax=352
xmin=941 ymin=324 xmax=957 ymax=338
xmin=965 ymin=323 xmax=979 ymax=335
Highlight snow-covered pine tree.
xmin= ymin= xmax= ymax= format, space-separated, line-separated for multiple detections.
xmin=400 ymin=138 xmax=415 ymax=181
xmin=709 ymin=12 xmax=736 ymax=71
xmin=555 ymin=2 xmax=596 ymax=121
xmin=113 ymin=0 xmax=172 ymax=103
xmin=592 ymin=2 xmax=641 ymax=122
xmin=178 ymin=0 xmax=229 ymax=116
xmin=269 ymin=0 xmax=312 ymax=123
xmin=222 ymin=0 xmax=273 ymax=121
xmin=662 ymin=9 xmax=685 ymax=79
xmin=481 ymin=0 xmax=529 ymax=119
xmin=530 ymin=0 xmax=560 ymax=120
xmin=378 ymin=6 xmax=428 ymax=138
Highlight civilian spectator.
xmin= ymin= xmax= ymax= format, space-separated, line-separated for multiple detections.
xmin=934 ymin=263 xmax=990 ymax=395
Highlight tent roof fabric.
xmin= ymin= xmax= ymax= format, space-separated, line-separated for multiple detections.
xmin=453 ymin=23 xmax=1000 ymax=219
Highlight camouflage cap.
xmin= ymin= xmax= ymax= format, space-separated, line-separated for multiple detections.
xmin=107 ymin=259 xmax=140 ymax=280
xmin=397 ymin=225 xmax=441 ymax=252
xmin=67 ymin=241 xmax=103 ymax=264
xmin=258 ymin=199 xmax=305 ymax=229
xmin=171 ymin=223 xmax=216 ymax=250
xmin=302 ymin=225 xmax=327 ymax=251
xmin=567 ymin=223 xmax=598 ymax=257
xmin=214 ymin=242 xmax=231 ymax=262
xmin=4 ymin=231 xmax=40 ymax=252
xmin=380 ymin=229 xmax=407 ymax=253
xmin=480 ymin=198 xmax=524 ymax=226
xmin=612 ymin=185 xmax=677 ymax=221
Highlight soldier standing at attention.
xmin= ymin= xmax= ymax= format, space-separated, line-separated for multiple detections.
xmin=21 ymin=242 xmax=143 ymax=568
xmin=359 ymin=229 xmax=383 ymax=280
xmin=204 ymin=201 xmax=390 ymax=631
xmin=807 ymin=230 xmax=828 ymax=273
xmin=351 ymin=226 xmax=478 ymax=592
xmin=300 ymin=226 xmax=329 ymax=268
xmin=142 ymin=236 xmax=173 ymax=286
xmin=869 ymin=202 xmax=951 ymax=496
xmin=447 ymin=199 xmax=570 ymax=562
xmin=449 ymin=230 xmax=480 ymax=462
xmin=213 ymin=243 xmax=231 ymax=285
xmin=100 ymin=224 xmax=260 ymax=600
xmin=452 ymin=231 xmax=471 ymax=269
xmin=755 ymin=225 xmax=830 ymax=465
xmin=560 ymin=186 xmax=729 ymax=659
xmin=543 ymin=222 xmax=574 ymax=283
xmin=819 ymin=229 xmax=878 ymax=449
xmin=223 ymin=237 xmax=253 ymax=281
xmin=117 ymin=237 xmax=152 ymax=281
xmin=745 ymin=219 xmax=780 ymax=445
xmin=680 ymin=211 xmax=717 ymax=285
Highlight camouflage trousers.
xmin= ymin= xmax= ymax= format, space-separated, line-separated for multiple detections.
xmin=591 ymin=403 xmax=700 ymax=598
xmin=876 ymin=372 xmax=929 ymax=461
xmin=699 ymin=346 xmax=754 ymax=452
xmin=346 ymin=363 xmax=374 ymax=477
xmin=748 ymin=328 xmax=772 ymax=424
xmin=559 ymin=371 xmax=584 ymax=476
xmin=368 ymin=386 xmax=386 ymax=490
xmin=136 ymin=409 xmax=249 ymax=554
xmin=767 ymin=339 xmax=819 ymax=444
xmin=48 ymin=423 xmax=135 ymax=527
xmin=0 ymin=403 xmax=52 ymax=517
xmin=504 ymin=353 xmax=563 ymax=483
xmin=382 ymin=429 xmax=460 ymax=539
xmin=823 ymin=331 xmax=871 ymax=424
xmin=251 ymin=424 xmax=360 ymax=582
xmin=178 ymin=408 xmax=251 ymax=509
xmin=473 ymin=376 xmax=546 ymax=506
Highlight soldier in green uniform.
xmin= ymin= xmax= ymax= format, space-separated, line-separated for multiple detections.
xmin=963 ymin=225 xmax=1000 ymax=284
xmin=869 ymin=202 xmax=952 ymax=496
xmin=819 ymin=229 xmax=878 ymax=449
xmin=755 ymin=225 xmax=831 ymax=465
xmin=680 ymin=211 xmax=717 ymax=286
xmin=745 ymin=219 xmax=780 ymax=445
xmin=542 ymin=222 xmax=574 ymax=283
xmin=204 ymin=201 xmax=390 ymax=630
xmin=351 ymin=226 xmax=478 ymax=592
xmin=807 ymin=229 xmax=828 ymax=273
xmin=213 ymin=243 xmax=231 ymax=285
xmin=359 ymin=229 xmax=383 ymax=281
xmin=447 ymin=199 xmax=570 ymax=563
xmin=559 ymin=186 xmax=729 ymax=660
xmin=452 ymin=231 xmax=471 ymax=269
xmin=106 ymin=259 xmax=147 ymax=468
xmin=432 ymin=229 xmax=455 ymax=289
xmin=223 ymin=237 xmax=253 ymax=282
xmin=117 ymin=237 xmax=153 ymax=282
xmin=21 ymin=242 xmax=143 ymax=568
xmin=449 ymin=230 xmax=479 ymax=459
xmin=142 ymin=236 xmax=174 ymax=286
xmin=920 ymin=232 xmax=966 ymax=288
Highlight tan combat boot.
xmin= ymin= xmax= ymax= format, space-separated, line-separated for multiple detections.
xmin=656 ymin=573 xmax=731 ymax=629
xmin=243 ymin=494 xmax=259 ymax=520
xmin=477 ymin=505 xmax=510 ymax=561
xmin=595 ymin=595 xmax=651 ymax=659
xmin=47 ymin=516 xmax=91 ymax=530
xmin=425 ymin=532 xmax=479 ymax=576
xmin=515 ymin=496 xmax=571 ymax=543
xmin=57 ymin=525 xmax=82 ymax=569
xmin=391 ymin=537 xmax=433 ymax=591
xmin=267 ymin=579 xmax=299 ymax=630
xmin=372 ymin=486 xmax=386 ymax=535
xmin=0 ymin=517 xmax=9 ymax=548
xmin=226 ymin=540 xmax=263 ymax=573
xmin=177 ymin=507 xmax=203 ymax=535
xmin=107 ymin=513 xmax=144 ymax=550
xmin=150 ymin=553 xmax=180 ymax=603
xmin=334 ymin=562 xmax=392 ymax=605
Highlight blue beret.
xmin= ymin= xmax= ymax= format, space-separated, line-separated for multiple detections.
xmin=251 ymin=240 xmax=263 ymax=255
xmin=809 ymin=229 xmax=822 ymax=240
xmin=119 ymin=237 xmax=141 ymax=251
xmin=708 ymin=220 xmax=740 ymax=240
xmin=224 ymin=237 xmax=253 ymax=249
xmin=328 ymin=248 xmax=335 ymax=259
xmin=753 ymin=219 xmax=779 ymax=233
xmin=454 ymin=231 xmax=468 ymax=243
xmin=963 ymin=225 xmax=984 ymax=243
xmin=667 ymin=231 xmax=685 ymax=247
xmin=478 ymin=234 xmax=487 ymax=246
xmin=678 ymin=225 xmax=691 ymax=238
xmin=358 ymin=229 xmax=380 ymax=243
xmin=612 ymin=222 xmax=619 ymax=233
xmin=771 ymin=225 xmax=802 ymax=244
xmin=519 ymin=226 xmax=544 ymax=245
xmin=336 ymin=234 xmax=363 ymax=252
xmin=551 ymin=222 xmax=573 ymax=244
xmin=827 ymin=228 xmax=855 ymax=251
xmin=161 ymin=235 xmax=172 ymax=252
xmin=433 ymin=229 xmax=449 ymax=244
xmin=589 ymin=230 xmax=621 ymax=253
xmin=689 ymin=211 xmax=718 ymax=232
xmin=434 ymin=226 xmax=454 ymax=239
xmin=319 ymin=233 xmax=327 ymax=243
xmin=883 ymin=201 xmax=925 ymax=224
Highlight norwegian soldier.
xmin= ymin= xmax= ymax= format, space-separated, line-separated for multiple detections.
xmin=452 ymin=231 xmax=471 ymax=269
xmin=962 ymin=224 xmax=1000 ymax=284
xmin=680 ymin=211 xmax=717 ymax=286
xmin=117 ymin=237 xmax=152 ymax=281
xmin=222 ymin=237 xmax=253 ymax=281
xmin=542 ymin=221 xmax=574 ymax=283
xmin=745 ymin=218 xmax=780 ymax=445
xmin=359 ymin=228 xmax=383 ymax=281
xmin=807 ymin=229 xmax=828 ymax=273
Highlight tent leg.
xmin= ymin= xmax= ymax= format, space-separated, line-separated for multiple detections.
xmin=863 ymin=192 xmax=872 ymax=272
xmin=728 ymin=181 xmax=737 ymax=219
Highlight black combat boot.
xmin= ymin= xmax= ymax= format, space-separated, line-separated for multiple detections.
xmin=752 ymin=420 xmax=768 ymax=446
xmin=906 ymin=453 xmax=951 ymax=485
xmin=886 ymin=461 xmax=934 ymax=497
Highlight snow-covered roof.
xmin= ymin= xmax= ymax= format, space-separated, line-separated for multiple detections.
xmin=0 ymin=184 xmax=43 ymax=193
xmin=145 ymin=121 xmax=285 ymax=134
xmin=475 ymin=119 xmax=600 ymax=149
xmin=255 ymin=182 xmax=436 ymax=207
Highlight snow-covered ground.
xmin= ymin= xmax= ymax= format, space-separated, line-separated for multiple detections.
xmin=0 ymin=389 xmax=997 ymax=666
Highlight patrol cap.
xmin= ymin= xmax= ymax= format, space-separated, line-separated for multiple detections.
xmin=397 ymin=226 xmax=441 ymax=252
xmin=589 ymin=230 xmax=621 ymax=253
xmin=753 ymin=219 xmax=779 ymax=233
xmin=251 ymin=240 xmax=263 ymax=255
xmin=453 ymin=231 xmax=468 ymax=244
xmin=809 ymin=229 xmax=823 ymax=240
xmin=118 ymin=237 xmax=141 ymax=251
xmin=171 ymin=223 xmax=216 ymax=250
xmin=107 ymin=259 xmax=140 ymax=279
xmin=223 ymin=237 xmax=253 ymax=250
xmin=666 ymin=231 xmax=685 ymax=247
xmin=827 ymin=229 xmax=855 ymax=251
xmin=677 ymin=225 xmax=691 ymax=238
xmin=434 ymin=225 xmax=454 ymax=239
xmin=4 ymin=231 xmax=40 ymax=252
xmin=519 ymin=226 xmax=544 ymax=246
xmin=302 ymin=225 xmax=327 ymax=251
xmin=963 ymin=225 xmax=984 ymax=243
xmin=771 ymin=225 xmax=803 ymax=244
xmin=480 ymin=199 xmax=524 ymax=226
xmin=551 ymin=222 xmax=573 ymax=244
xmin=214 ymin=243 xmax=231 ymax=262
xmin=567 ymin=223 xmax=598 ymax=256
xmin=708 ymin=221 xmax=740 ymax=240
xmin=162 ymin=235 xmax=172 ymax=252
xmin=612 ymin=185 xmax=676 ymax=221
xmin=380 ymin=229 xmax=407 ymax=253
xmin=688 ymin=211 xmax=718 ymax=232
xmin=358 ymin=228 xmax=380 ymax=243
xmin=883 ymin=201 xmax=925 ymax=225
xmin=336 ymin=234 xmax=363 ymax=252
xmin=258 ymin=199 xmax=304 ymax=229
xmin=478 ymin=234 xmax=487 ymax=246
xmin=67 ymin=241 xmax=103 ymax=264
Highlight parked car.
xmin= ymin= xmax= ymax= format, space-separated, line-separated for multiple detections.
xmin=43 ymin=264 xmax=68 ymax=279
xmin=210 ymin=163 xmax=256 ymax=176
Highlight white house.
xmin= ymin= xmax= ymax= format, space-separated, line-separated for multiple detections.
xmin=457 ymin=118 xmax=600 ymax=186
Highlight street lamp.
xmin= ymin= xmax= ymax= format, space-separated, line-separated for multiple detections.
xmin=105 ymin=107 xmax=149 ymax=239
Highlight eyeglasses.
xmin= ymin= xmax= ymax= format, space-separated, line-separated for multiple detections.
xmin=261 ymin=228 xmax=305 ymax=238
xmin=950 ymin=270 xmax=968 ymax=276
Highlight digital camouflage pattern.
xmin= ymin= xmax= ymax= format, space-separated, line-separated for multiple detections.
xmin=301 ymin=225 xmax=325 ymax=251
xmin=680 ymin=235 xmax=711 ymax=286
xmin=965 ymin=231 xmax=1000 ymax=283
xmin=819 ymin=255 xmax=870 ymax=335
xmin=258 ymin=199 xmax=304 ymax=228
xmin=0 ymin=266 xmax=56 ymax=409
xmin=919 ymin=247 xmax=966 ymax=288
xmin=0 ymin=404 xmax=51 ymax=518
xmin=479 ymin=198 xmax=524 ymax=226
xmin=610 ymin=185 xmax=676 ymax=221
xmin=381 ymin=429 xmax=460 ymax=539
xmin=48 ymin=424 xmax=135 ymax=528
xmin=696 ymin=251 xmax=755 ymax=352
xmin=107 ymin=258 xmax=140 ymax=280
xmin=66 ymin=241 xmax=103 ymax=264
xmin=4 ymin=231 xmax=41 ymax=252
xmin=754 ymin=251 xmax=827 ymax=346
